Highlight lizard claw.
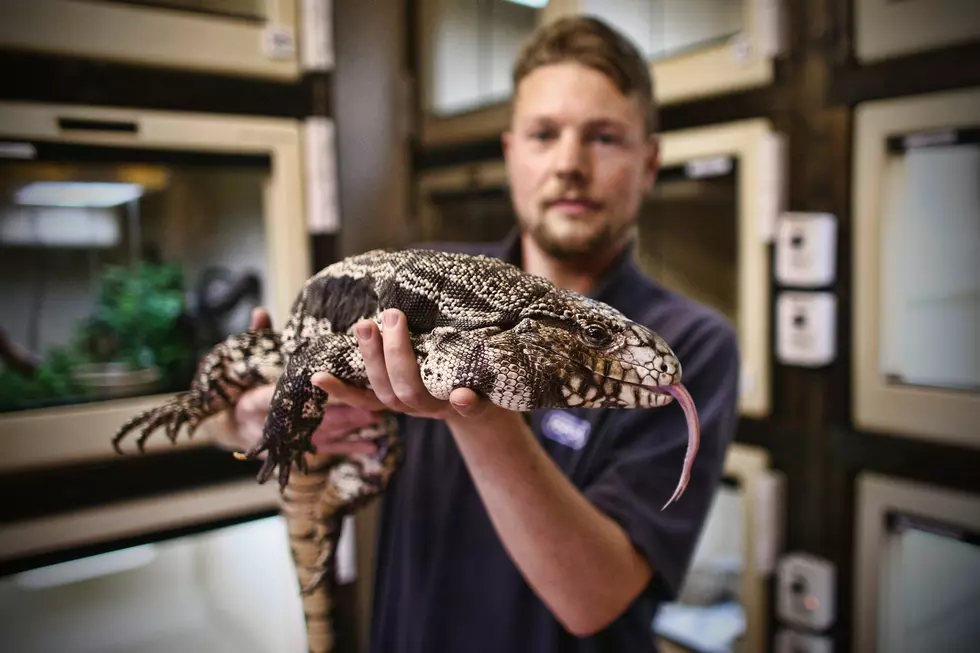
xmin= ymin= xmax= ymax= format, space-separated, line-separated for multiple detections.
xmin=112 ymin=392 xmax=203 ymax=455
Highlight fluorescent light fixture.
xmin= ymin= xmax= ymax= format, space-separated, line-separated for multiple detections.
xmin=14 ymin=181 xmax=144 ymax=208
xmin=503 ymin=0 xmax=549 ymax=7
xmin=0 ymin=206 xmax=121 ymax=248
xmin=14 ymin=544 xmax=158 ymax=590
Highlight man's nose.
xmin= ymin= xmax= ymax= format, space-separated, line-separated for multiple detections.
xmin=553 ymin=131 xmax=589 ymax=182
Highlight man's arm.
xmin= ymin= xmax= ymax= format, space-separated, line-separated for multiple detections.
xmin=444 ymin=403 xmax=654 ymax=636
xmin=316 ymin=307 xmax=739 ymax=636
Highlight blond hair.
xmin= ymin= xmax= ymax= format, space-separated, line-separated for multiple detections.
xmin=512 ymin=15 xmax=658 ymax=134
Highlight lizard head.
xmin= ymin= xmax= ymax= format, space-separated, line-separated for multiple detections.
xmin=510 ymin=288 xmax=700 ymax=508
xmin=514 ymin=289 xmax=683 ymax=408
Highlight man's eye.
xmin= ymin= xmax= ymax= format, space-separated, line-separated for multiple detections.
xmin=594 ymin=133 xmax=619 ymax=144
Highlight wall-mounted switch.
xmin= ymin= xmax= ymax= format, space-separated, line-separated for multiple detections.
xmin=777 ymin=553 xmax=836 ymax=631
xmin=776 ymin=291 xmax=836 ymax=367
xmin=775 ymin=628 xmax=834 ymax=653
xmin=775 ymin=212 xmax=837 ymax=287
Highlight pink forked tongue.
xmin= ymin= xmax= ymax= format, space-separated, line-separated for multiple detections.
xmin=661 ymin=383 xmax=700 ymax=511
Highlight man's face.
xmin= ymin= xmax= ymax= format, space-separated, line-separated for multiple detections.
xmin=502 ymin=61 xmax=659 ymax=261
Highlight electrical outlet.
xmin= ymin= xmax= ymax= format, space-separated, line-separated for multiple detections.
xmin=775 ymin=212 xmax=837 ymax=287
xmin=776 ymin=291 xmax=836 ymax=367
xmin=777 ymin=553 xmax=836 ymax=631
xmin=775 ymin=628 xmax=834 ymax=653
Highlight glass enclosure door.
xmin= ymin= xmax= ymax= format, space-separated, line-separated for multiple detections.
xmin=877 ymin=513 xmax=980 ymax=653
xmin=102 ymin=1 xmax=269 ymax=20
xmin=878 ymin=132 xmax=980 ymax=394
xmin=424 ymin=0 xmax=543 ymax=117
xmin=654 ymin=477 xmax=747 ymax=652
xmin=635 ymin=162 xmax=739 ymax=326
xmin=0 ymin=143 xmax=272 ymax=415
xmin=417 ymin=185 xmax=517 ymax=244
xmin=853 ymin=88 xmax=980 ymax=446
xmin=581 ymin=0 xmax=743 ymax=62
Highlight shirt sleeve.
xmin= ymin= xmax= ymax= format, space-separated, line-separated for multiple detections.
xmin=582 ymin=310 xmax=741 ymax=599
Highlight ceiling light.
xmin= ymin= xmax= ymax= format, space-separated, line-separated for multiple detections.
xmin=14 ymin=181 xmax=144 ymax=208
xmin=503 ymin=0 xmax=549 ymax=7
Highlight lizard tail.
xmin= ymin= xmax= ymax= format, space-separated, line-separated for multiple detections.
xmin=281 ymin=460 xmax=344 ymax=653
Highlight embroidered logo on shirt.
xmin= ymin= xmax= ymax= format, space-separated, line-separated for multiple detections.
xmin=541 ymin=411 xmax=591 ymax=450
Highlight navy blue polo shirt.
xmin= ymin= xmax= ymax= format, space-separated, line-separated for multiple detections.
xmin=367 ymin=232 xmax=741 ymax=653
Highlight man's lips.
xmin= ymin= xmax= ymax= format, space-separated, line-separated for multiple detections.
xmin=545 ymin=197 xmax=602 ymax=213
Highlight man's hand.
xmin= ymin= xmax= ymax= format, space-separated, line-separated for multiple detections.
xmin=310 ymin=308 xmax=496 ymax=423
xmin=212 ymin=308 xmax=381 ymax=458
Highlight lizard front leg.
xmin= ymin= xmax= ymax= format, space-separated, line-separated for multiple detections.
xmin=112 ymin=329 xmax=284 ymax=453
xmin=245 ymin=333 xmax=370 ymax=490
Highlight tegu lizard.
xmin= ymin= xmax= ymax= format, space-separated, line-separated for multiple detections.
xmin=112 ymin=247 xmax=701 ymax=653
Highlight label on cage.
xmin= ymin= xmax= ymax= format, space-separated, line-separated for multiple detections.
xmin=730 ymin=32 xmax=752 ymax=63
xmin=685 ymin=156 xmax=733 ymax=179
xmin=263 ymin=25 xmax=296 ymax=60
xmin=903 ymin=129 xmax=957 ymax=150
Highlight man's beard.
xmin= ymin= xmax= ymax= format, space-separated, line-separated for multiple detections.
xmin=524 ymin=213 xmax=633 ymax=262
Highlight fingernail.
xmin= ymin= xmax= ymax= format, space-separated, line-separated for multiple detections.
xmin=383 ymin=310 xmax=399 ymax=328
xmin=355 ymin=322 xmax=372 ymax=341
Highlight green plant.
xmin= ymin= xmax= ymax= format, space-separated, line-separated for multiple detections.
xmin=0 ymin=261 xmax=192 ymax=412
xmin=0 ymin=346 xmax=87 ymax=412
xmin=78 ymin=261 xmax=189 ymax=379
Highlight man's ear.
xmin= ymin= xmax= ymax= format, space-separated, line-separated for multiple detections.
xmin=643 ymin=134 xmax=661 ymax=192
xmin=502 ymin=129 xmax=513 ymax=159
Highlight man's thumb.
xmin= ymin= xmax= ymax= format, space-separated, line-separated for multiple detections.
xmin=449 ymin=388 xmax=486 ymax=417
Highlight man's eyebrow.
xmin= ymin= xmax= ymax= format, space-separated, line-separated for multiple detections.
xmin=520 ymin=115 xmax=629 ymax=129
xmin=586 ymin=118 xmax=628 ymax=130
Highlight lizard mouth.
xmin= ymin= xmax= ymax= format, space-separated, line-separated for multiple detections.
xmin=628 ymin=381 xmax=700 ymax=511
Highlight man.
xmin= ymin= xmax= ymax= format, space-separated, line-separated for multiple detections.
xmin=223 ymin=15 xmax=740 ymax=653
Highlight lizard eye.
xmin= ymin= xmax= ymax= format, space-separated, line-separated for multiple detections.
xmin=582 ymin=323 xmax=612 ymax=347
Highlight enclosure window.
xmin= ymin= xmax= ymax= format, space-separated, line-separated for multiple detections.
xmin=427 ymin=0 xmax=541 ymax=116
xmin=582 ymin=0 xmax=743 ymax=61
xmin=0 ymin=146 xmax=272 ymax=414
xmin=878 ymin=513 xmax=980 ymax=653
xmin=879 ymin=133 xmax=980 ymax=393
xmin=636 ymin=160 xmax=740 ymax=325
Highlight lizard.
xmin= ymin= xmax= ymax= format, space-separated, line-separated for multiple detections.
xmin=111 ymin=247 xmax=702 ymax=653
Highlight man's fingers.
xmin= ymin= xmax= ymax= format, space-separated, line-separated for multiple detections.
xmin=379 ymin=309 xmax=445 ymax=413
xmin=312 ymin=441 xmax=378 ymax=457
xmin=310 ymin=371 xmax=387 ymax=411
xmin=236 ymin=383 xmax=276 ymax=416
xmin=448 ymin=387 xmax=489 ymax=417
xmin=249 ymin=307 xmax=273 ymax=331
xmin=355 ymin=317 xmax=415 ymax=413
xmin=311 ymin=405 xmax=382 ymax=443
